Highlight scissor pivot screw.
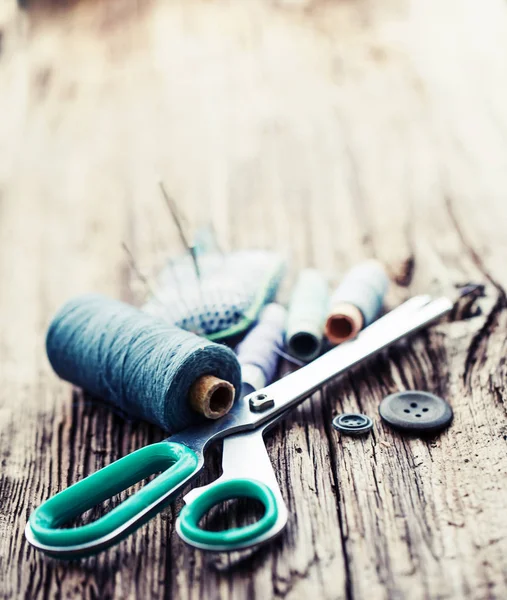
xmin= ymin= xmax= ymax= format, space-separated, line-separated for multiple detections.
xmin=249 ymin=394 xmax=274 ymax=412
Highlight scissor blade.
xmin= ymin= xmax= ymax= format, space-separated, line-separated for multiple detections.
xmin=253 ymin=295 xmax=452 ymax=422
xmin=170 ymin=295 xmax=453 ymax=453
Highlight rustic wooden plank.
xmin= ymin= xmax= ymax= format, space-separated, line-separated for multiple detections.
xmin=0 ymin=0 xmax=506 ymax=598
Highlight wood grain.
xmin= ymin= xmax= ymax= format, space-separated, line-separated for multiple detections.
xmin=1 ymin=0 xmax=507 ymax=598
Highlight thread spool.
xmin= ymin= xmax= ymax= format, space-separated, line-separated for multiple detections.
xmin=46 ymin=294 xmax=241 ymax=432
xmin=285 ymin=269 xmax=329 ymax=363
xmin=325 ymin=260 xmax=389 ymax=345
xmin=235 ymin=303 xmax=287 ymax=396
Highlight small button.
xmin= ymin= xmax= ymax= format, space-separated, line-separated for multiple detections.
xmin=379 ymin=391 xmax=452 ymax=434
xmin=332 ymin=413 xmax=373 ymax=436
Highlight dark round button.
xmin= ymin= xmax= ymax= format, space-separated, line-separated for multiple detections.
xmin=379 ymin=391 xmax=452 ymax=434
xmin=332 ymin=413 xmax=373 ymax=436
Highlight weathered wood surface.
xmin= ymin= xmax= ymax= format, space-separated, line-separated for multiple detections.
xmin=1 ymin=0 xmax=507 ymax=598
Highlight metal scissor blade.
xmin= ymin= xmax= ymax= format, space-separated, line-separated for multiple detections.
xmin=170 ymin=295 xmax=453 ymax=456
xmin=245 ymin=295 xmax=453 ymax=427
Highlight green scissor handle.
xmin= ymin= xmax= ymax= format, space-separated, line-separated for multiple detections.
xmin=177 ymin=478 xmax=279 ymax=550
xmin=27 ymin=441 xmax=200 ymax=559
xmin=176 ymin=429 xmax=288 ymax=552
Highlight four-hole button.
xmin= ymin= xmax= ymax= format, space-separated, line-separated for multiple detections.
xmin=379 ymin=391 xmax=452 ymax=434
xmin=332 ymin=413 xmax=373 ymax=436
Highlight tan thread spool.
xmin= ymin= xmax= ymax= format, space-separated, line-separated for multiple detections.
xmin=325 ymin=303 xmax=364 ymax=345
xmin=325 ymin=261 xmax=389 ymax=345
xmin=188 ymin=375 xmax=235 ymax=419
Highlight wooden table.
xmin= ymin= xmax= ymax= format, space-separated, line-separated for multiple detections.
xmin=1 ymin=1 xmax=506 ymax=598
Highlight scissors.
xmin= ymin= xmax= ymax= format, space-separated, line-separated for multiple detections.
xmin=25 ymin=293 xmax=459 ymax=559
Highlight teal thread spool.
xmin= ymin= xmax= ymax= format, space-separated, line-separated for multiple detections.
xmin=46 ymin=294 xmax=242 ymax=432
xmin=325 ymin=260 xmax=389 ymax=345
xmin=285 ymin=269 xmax=329 ymax=362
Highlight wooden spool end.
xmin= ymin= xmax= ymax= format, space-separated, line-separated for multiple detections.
xmin=188 ymin=375 xmax=235 ymax=420
xmin=325 ymin=303 xmax=364 ymax=345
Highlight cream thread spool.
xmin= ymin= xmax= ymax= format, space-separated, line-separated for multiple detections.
xmin=325 ymin=260 xmax=389 ymax=345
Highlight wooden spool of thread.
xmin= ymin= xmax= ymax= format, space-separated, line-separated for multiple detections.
xmin=285 ymin=269 xmax=329 ymax=363
xmin=46 ymin=295 xmax=241 ymax=432
xmin=325 ymin=260 xmax=389 ymax=345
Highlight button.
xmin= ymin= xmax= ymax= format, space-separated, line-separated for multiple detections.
xmin=332 ymin=413 xmax=373 ymax=435
xmin=379 ymin=391 xmax=452 ymax=434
